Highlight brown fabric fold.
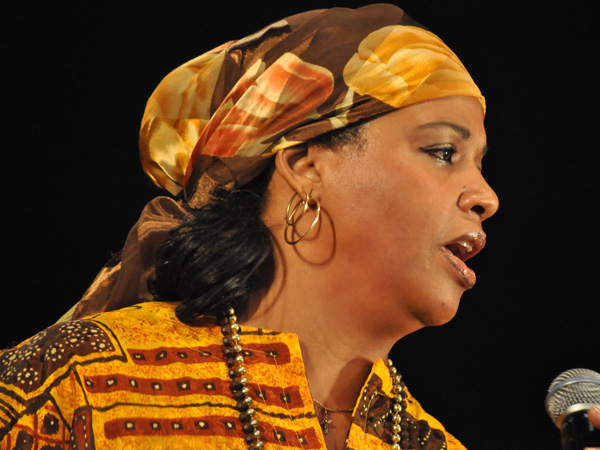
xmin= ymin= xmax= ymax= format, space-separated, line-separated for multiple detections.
xmin=69 ymin=197 xmax=192 ymax=319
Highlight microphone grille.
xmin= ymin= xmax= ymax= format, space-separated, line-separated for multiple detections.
xmin=545 ymin=368 xmax=600 ymax=425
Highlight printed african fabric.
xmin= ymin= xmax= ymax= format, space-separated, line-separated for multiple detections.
xmin=0 ymin=302 xmax=466 ymax=449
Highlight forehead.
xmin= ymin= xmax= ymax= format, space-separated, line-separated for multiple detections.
xmin=364 ymin=96 xmax=486 ymax=142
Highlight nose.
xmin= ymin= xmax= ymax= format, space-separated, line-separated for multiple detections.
xmin=457 ymin=172 xmax=499 ymax=222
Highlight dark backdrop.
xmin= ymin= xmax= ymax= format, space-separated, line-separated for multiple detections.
xmin=3 ymin=2 xmax=599 ymax=449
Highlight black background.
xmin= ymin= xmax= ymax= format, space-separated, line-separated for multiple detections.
xmin=3 ymin=2 xmax=599 ymax=449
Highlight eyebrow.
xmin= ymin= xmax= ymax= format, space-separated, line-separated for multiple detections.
xmin=418 ymin=121 xmax=489 ymax=156
xmin=417 ymin=121 xmax=471 ymax=139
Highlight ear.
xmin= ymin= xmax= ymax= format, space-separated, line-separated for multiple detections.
xmin=274 ymin=144 xmax=323 ymax=200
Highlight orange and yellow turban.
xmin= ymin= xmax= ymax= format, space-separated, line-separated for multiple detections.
xmin=139 ymin=4 xmax=484 ymax=206
xmin=68 ymin=4 xmax=485 ymax=320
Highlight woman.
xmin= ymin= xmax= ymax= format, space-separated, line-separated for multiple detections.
xmin=0 ymin=4 xmax=498 ymax=450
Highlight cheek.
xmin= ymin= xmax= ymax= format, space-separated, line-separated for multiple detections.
xmin=322 ymin=158 xmax=379 ymax=216
xmin=326 ymin=160 xmax=443 ymax=260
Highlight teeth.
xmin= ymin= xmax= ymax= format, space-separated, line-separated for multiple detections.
xmin=458 ymin=241 xmax=473 ymax=253
xmin=449 ymin=241 xmax=473 ymax=255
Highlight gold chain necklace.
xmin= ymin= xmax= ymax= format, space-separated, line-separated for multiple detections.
xmin=312 ymin=398 xmax=353 ymax=435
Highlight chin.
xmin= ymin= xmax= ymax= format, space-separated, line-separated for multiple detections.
xmin=418 ymin=295 xmax=462 ymax=327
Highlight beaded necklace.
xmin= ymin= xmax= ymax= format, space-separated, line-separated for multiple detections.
xmin=218 ymin=307 xmax=410 ymax=450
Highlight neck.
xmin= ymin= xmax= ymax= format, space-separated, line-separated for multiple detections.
xmin=240 ymin=252 xmax=400 ymax=411
xmin=243 ymin=300 xmax=377 ymax=411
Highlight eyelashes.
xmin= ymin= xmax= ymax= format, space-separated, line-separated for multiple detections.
xmin=419 ymin=144 xmax=457 ymax=164
xmin=419 ymin=145 xmax=489 ymax=180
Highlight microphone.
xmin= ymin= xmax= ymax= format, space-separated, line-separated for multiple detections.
xmin=545 ymin=368 xmax=600 ymax=450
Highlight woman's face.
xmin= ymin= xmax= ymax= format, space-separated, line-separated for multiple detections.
xmin=318 ymin=96 xmax=499 ymax=329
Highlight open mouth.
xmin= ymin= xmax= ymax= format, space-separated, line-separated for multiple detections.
xmin=441 ymin=231 xmax=486 ymax=287
xmin=445 ymin=231 xmax=486 ymax=261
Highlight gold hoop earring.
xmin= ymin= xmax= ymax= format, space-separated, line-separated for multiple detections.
xmin=284 ymin=190 xmax=321 ymax=245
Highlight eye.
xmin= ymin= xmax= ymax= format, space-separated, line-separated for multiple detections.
xmin=420 ymin=144 xmax=457 ymax=164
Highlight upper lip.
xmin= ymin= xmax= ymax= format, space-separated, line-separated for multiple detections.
xmin=443 ymin=231 xmax=487 ymax=262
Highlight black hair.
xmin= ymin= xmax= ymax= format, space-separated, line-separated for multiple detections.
xmin=313 ymin=123 xmax=366 ymax=153
xmin=150 ymin=123 xmax=364 ymax=323
xmin=149 ymin=167 xmax=274 ymax=324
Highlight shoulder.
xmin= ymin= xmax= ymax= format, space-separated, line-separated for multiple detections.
xmin=0 ymin=302 xmax=222 ymax=444
xmin=0 ymin=302 xmax=216 ymax=394
xmin=1 ymin=313 xmax=120 ymax=395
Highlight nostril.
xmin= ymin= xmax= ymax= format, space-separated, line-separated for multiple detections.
xmin=472 ymin=205 xmax=485 ymax=216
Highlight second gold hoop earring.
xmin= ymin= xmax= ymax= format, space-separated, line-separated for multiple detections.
xmin=284 ymin=190 xmax=321 ymax=245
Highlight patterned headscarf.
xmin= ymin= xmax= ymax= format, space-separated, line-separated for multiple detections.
xmin=66 ymin=4 xmax=484 ymax=320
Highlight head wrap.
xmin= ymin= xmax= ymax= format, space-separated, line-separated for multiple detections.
xmin=66 ymin=4 xmax=484 ymax=320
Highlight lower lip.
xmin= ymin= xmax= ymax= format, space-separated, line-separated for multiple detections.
xmin=440 ymin=247 xmax=476 ymax=288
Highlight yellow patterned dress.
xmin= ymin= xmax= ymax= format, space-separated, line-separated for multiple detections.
xmin=0 ymin=302 xmax=466 ymax=449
